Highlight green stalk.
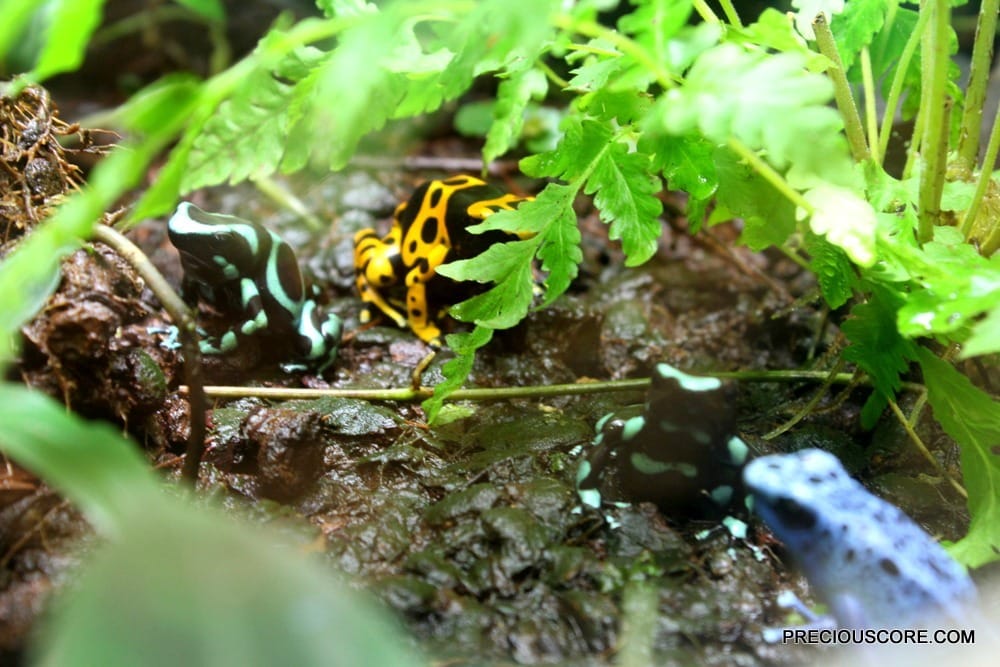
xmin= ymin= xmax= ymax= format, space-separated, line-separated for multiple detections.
xmin=813 ymin=13 xmax=869 ymax=162
xmin=956 ymin=0 xmax=1000 ymax=175
xmin=960 ymin=100 xmax=1000 ymax=242
xmin=691 ymin=0 xmax=721 ymax=24
xmin=917 ymin=0 xmax=952 ymax=243
xmin=92 ymin=225 xmax=207 ymax=484
xmin=727 ymin=138 xmax=814 ymax=213
xmin=717 ymin=0 xmax=743 ymax=27
xmin=193 ymin=369 xmax=923 ymax=402
xmin=550 ymin=14 xmax=677 ymax=88
xmin=860 ymin=47 xmax=880 ymax=165
xmin=878 ymin=8 xmax=929 ymax=165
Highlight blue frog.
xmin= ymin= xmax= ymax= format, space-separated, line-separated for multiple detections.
xmin=743 ymin=448 xmax=977 ymax=629
xmin=167 ymin=202 xmax=342 ymax=373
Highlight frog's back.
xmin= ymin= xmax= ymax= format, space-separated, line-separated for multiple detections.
xmin=744 ymin=449 xmax=976 ymax=628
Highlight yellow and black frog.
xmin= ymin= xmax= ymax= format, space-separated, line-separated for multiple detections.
xmin=353 ymin=175 xmax=531 ymax=347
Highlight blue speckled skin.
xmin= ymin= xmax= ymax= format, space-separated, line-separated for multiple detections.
xmin=743 ymin=448 xmax=976 ymax=629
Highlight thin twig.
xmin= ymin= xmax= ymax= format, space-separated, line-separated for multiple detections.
xmin=91 ymin=224 xmax=207 ymax=485
xmin=887 ymin=397 xmax=967 ymax=499
xmin=185 ymin=369 xmax=926 ymax=403
xmin=763 ymin=359 xmax=845 ymax=440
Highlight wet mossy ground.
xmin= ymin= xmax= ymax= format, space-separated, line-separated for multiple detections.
xmin=3 ymin=161 xmax=974 ymax=665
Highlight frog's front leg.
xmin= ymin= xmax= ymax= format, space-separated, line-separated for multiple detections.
xmin=289 ymin=300 xmax=342 ymax=373
xmin=200 ymin=277 xmax=268 ymax=355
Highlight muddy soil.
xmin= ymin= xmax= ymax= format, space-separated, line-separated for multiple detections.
xmin=1 ymin=150 xmax=974 ymax=665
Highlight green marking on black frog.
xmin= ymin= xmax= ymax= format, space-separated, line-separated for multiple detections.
xmin=655 ymin=362 xmax=722 ymax=392
xmin=629 ymin=452 xmax=698 ymax=477
xmin=743 ymin=448 xmax=977 ymax=630
xmin=575 ymin=363 xmax=747 ymax=520
xmin=167 ymin=202 xmax=342 ymax=372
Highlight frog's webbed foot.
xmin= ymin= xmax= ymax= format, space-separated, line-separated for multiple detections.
xmin=148 ymin=325 xmax=182 ymax=350
xmin=199 ymin=329 xmax=239 ymax=355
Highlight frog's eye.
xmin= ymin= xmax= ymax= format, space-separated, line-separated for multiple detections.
xmin=770 ymin=497 xmax=817 ymax=531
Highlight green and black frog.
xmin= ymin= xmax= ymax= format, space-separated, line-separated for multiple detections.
xmin=575 ymin=363 xmax=751 ymax=521
xmin=167 ymin=202 xmax=341 ymax=372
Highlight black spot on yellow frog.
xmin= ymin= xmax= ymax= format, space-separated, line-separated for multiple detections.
xmin=353 ymin=175 xmax=531 ymax=346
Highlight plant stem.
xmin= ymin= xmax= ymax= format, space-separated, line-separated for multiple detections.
xmin=956 ymin=0 xmax=1000 ymax=175
xmin=252 ymin=175 xmax=324 ymax=231
xmin=878 ymin=8 xmax=928 ymax=165
xmin=917 ymin=0 xmax=952 ymax=243
xmin=860 ymin=47 xmax=880 ymax=165
xmin=91 ymin=225 xmax=207 ymax=485
xmin=190 ymin=369 xmax=925 ymax=402
xmin=536 ymin=59 xmax=570 ymax=89
xmin=887 ymin=397 xmax=967 ymax=499
xmin=960 ymin=101 xmax=1000 ymax=238
xmin=691 ymin=0 xmax=721 ymax=24
xmin=727 ymin=137 xmax=813 ymax=213
xmin=550 ymin=14 xmax=677 ymax=89
xmin=764 ymin=358 xmax=845 ymax=440
xmin=812 ymin=13 xmax=869 ymax=163
xmin=717 ymin=0 xmax=743 ymax=27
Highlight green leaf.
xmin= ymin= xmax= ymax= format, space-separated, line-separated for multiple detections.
xmin=917 ymin=348 xmax=1000 ymax=568
xmin=644 ymin=133 xmax=717 ymax=202
xmin=830 ymin=0 xmax=888 ymax=73
xmin=316 ymin=0 xmax=377 ymax=19
xmin=566 ymin=39 xmax=625 ymax=93
xmin=173 ymin=0 xmax=225 ymax=22
xmin=0 ymin=384 xmax=161 ymax=535
xmin=183 ymin=46 xmax=326 ymax=190
xmin=34 ymin=498 xmax=421 ymax=667
xmin=532 ymin=184 xmax=584 ymax=300
xmin=281 ymin=14 xmax=403 ymax=171
xmin=579 ymin=88 xmax=651 ymax=125
xmin=790 ymin=0 xmax=847 ymax=40
xmin=454 ymin=100 xmax=495 ymax=137
xmin=727 ymin=7 xmax=810 ymax=55
xmin=841 ymin=286 xmax=919 ymax=428
xmin=660 ymin=43 xmax=852 ymax=184
xmin=28 ymin=0 xmax=105 ymax=81
xmin=800 ymin=183 xmax=877 ymax=266
xmin=712 ymin=146 xmax=796 ymax=250
xmin=422 ymin=326 xmax=494 ymax=423
xmin=806 ymin=234 xmax=855 ymax=309
xmin=523 ymin=117 xmax=661 ymax=266
xmin=441 ymin=239 xmax=538 ymax=328
xmin=586 ymin=144 xmax=662 ymax=266
xmin=0 ymin=0 xmax=46 ymax=65
xmin=894 ymin=228 xmax=1000 ymax=340
xmin=484 ymin=68 xmax=548 ymax=165
xmin=617 ymin=0 xmax=693 ymax=66
xmin=866 ymin=7 xmax=920 ymax=85
xmin=962 ymin=305 xmax=1000 ymax=358
xmin=521 ymin=115 xmax=610 ymax=181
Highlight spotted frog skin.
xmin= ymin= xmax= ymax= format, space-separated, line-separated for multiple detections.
xmin=167 ymin=202 xmax=342 ymax=372
xmin=576 ymin=363 xmax=750 ymax=520
xmin=353 ymin=175 xmax=530 ymax=347
xmin=743 ymin=448 xmax=976 ymax=629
